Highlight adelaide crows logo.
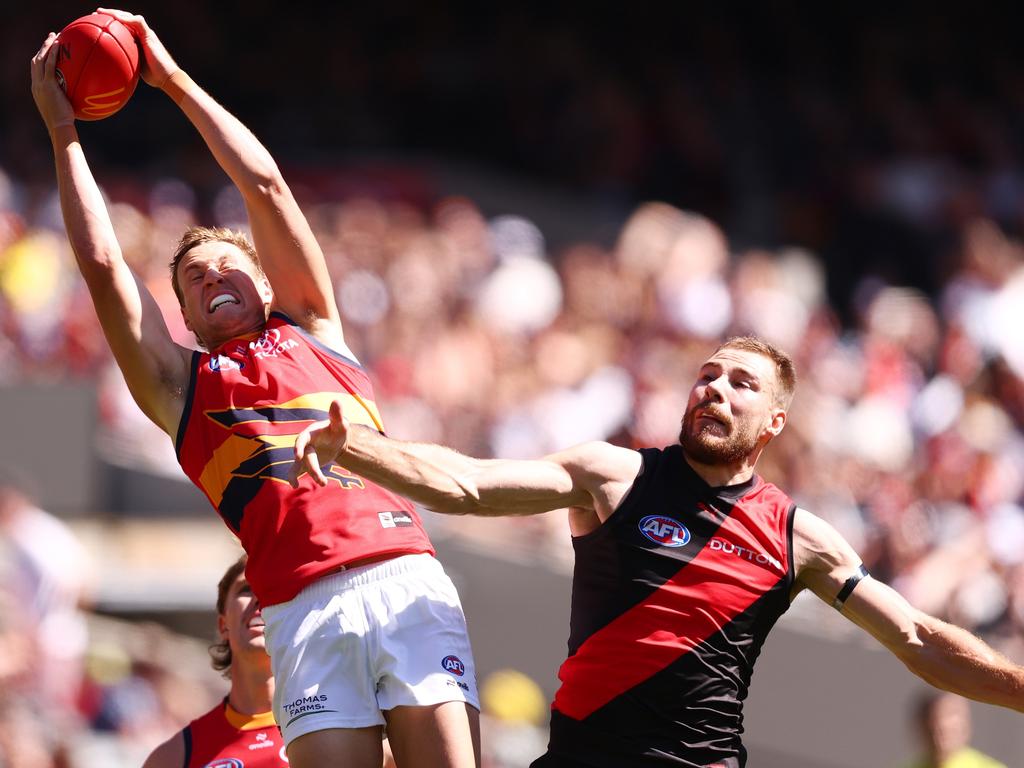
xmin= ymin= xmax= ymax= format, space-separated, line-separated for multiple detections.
xmin=198 ymin=394 xmax=369 ymax=532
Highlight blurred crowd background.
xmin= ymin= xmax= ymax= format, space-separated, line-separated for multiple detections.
xmin=2 ymin=2 xmax=1024 ymax=766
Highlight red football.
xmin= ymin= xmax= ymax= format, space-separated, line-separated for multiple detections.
xmin=55 ymin=12 xmax=140 ymax=121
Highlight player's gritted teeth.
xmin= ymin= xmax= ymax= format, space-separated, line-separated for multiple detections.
xmin=209 ymin=293 xmax=240 ymax=313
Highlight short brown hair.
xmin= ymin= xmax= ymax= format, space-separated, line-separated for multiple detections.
xmin=169 ymin=226 xmax=262 ymax=307
xmin=209 ymin=553 xmax=248 ymax=674
xmin=716 ymin=336 xmax=797 ymax=408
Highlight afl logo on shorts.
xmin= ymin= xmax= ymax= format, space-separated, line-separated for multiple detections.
xmin=441 ymin=655 xmax=466 ymax=676
xmin=639 ymin=515 xmax=691 ymax=547
xmin=203 ymin=759 xmax=244 ymax=768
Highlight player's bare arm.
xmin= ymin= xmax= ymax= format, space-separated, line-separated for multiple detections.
xmin=31 ymin=32 xmax=190 ymax=435
xmin=99 ymin=9 xmax=344 ymax=348
xmin=140 ymin=730 xmax=185 ymax=768
xmin=792 ymin=508 xmax=1024 ymax=712
xmin=289 ymin=399 xmax=642 ymax=531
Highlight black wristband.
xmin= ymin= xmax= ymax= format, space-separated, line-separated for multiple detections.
xmin=832 ymin=564 xmax=869 ymax=611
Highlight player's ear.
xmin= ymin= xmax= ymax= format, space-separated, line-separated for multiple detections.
xmin=766 ymin=407 xmax=787 ymax=438
xmin=180 ymin=305 xmax=193 ymax=332
xmin=217 ymin=613 xmax=228 ymax=641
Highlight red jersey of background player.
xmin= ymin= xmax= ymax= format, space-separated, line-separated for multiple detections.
xmin=182 ymin=698 xmax=287 ymax=768
xmin=176 ymin=313 xmax=434 ymax=606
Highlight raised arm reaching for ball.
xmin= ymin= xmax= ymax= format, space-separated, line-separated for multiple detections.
xmin=33 ymin=12 xmax=480 ymax=768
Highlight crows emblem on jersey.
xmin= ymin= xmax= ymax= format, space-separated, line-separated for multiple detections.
xmin=196 ymin=394 xmax=374 ymax=532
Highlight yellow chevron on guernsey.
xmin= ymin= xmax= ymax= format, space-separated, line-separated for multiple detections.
xmin=81 ymin=86 xmax=126 ymax=117
xmin=197 ymin=392 xmax=383 ymax=507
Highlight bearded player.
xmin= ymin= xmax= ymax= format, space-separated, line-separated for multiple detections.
xmin=31 ymin=11 xmax=478 ymax=768
xmin=292 ymin=336 xmax=1024 ymax=768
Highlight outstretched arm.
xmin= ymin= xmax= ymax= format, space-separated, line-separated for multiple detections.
xmin=100 ymin=9 xmax=342 ymax=344
xmin=30 ymin=32 xmax=188 ymax=434
xmin=793 ymin=508 xmax=1024 ymax=712
xmin=290 ymin=399 xmax=641 ymax=521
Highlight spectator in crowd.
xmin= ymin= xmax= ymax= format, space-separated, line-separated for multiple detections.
xmin=902 ymin=691 xmax=1006 ymax=768
xmin=0 ymin=469 xmax=91 ymax=723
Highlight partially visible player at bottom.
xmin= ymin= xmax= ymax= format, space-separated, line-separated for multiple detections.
xmin=143 ymin=555 xmax=286 ymax=768
xmin=142 ymin=555 xmax=397 ymax=768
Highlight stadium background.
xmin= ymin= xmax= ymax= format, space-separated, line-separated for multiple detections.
xmin=2 ymin=2 xmax=1023 ymax=765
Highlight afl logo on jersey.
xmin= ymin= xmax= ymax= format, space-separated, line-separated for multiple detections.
xmin=639 ymin=515 xmax=691 ymax=547
xmin=203 ymin=759 xmax=244 ymax=768
xmin=208 ymin=354 xmax=243 ymax=372
xmin=442 ymin=655 xmax=466 ymax=676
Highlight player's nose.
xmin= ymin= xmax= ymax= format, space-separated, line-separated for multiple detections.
xmin=705 ymin=374 xmax=728 ymax=401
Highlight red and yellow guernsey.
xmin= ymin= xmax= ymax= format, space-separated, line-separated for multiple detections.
xmin=176 ymin=313 xmax=434 ymax=606
xmin=182 ymin=700 xmax=286 ymax=768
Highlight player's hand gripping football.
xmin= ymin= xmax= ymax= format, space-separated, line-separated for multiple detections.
xmin=30 ymin=33 xmax=75 ymax=133
xmin=290 ymin=399 xmax=351 ymax=489
xmin=96 ymin=8 xmax=179 ymax=88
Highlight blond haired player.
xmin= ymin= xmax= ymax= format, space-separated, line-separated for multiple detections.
xmin=32 ymin=10 xmax=478 ymax=768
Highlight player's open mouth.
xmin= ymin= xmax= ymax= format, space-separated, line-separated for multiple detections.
xmin=696 ymin=411 xmax=729 ymax=432
xmin=209 ymin=294 xmax=239 ymax=313
xmin=697 ymin=410 xmax=727 ymax=425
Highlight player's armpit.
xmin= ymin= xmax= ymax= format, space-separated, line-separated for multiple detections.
xmin=244 ymin=180 xmax=342 ymax=335
xmin=84 ymin=261 xmax=190 ymax=435
xmin=540 ymin=441 xmax=643 ymax=523
xmin=791 ymin=507 xmax=867 ymax=604
xmin=141 ymin=730 xmax=185 ymax=768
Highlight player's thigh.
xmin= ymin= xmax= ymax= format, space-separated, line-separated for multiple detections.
xmin=286 ymin=725 xmax=384 ymax=768
xmin=384 ymin=701 xmax=480 ymax=768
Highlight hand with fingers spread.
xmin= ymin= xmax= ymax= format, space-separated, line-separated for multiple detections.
xmin=30 ymin=33 xmax=75 ymax=134
xmin=96 ymin=8 xmax=179 ymax=88
xmin=290 ymin=399 xmax=351 ymax=488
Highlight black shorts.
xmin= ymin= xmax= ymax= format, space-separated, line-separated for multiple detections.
xmin=531 ymin=754 xmax=595 ymax=768
xmin=531 ymin=752 xmax=740 ymax=768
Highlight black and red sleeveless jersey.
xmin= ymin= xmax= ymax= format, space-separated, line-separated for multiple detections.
xmin=540 ymin=444 xmax=795 ymax=768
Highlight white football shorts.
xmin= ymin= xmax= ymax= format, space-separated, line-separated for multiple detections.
xmin=261 ymin=553 xmax=479 ymax=746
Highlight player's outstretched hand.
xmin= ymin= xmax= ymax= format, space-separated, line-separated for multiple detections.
xmin=30 ymin=33 xmax=75 ymax=133
xmin=96 ymin=8 xmax=179 ymax=88
xmin=290 ymin=399 xmax=351 ymax=489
